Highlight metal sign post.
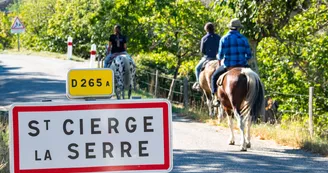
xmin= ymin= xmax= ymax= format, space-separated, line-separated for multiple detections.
xmin=10 ymin=17 xmax=25 ymax=51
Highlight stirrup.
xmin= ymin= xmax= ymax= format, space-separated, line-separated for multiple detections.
xmin=192 ymin=82 xmax=201 ymax=91
xmin=211 ymin=94 xmax=220 ymax=107
xmin=212 ymin=100 xmax=220 ymax=107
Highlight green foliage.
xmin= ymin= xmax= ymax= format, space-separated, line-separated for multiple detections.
xmin=16 ymin=0 xmax=56 ymax=50
xmin=134 ymin=52 xmax=177 ymax=75
xmin=0 ymin=112 xmax=9 ymax=173
xmin=143 ymin=0 xmax=212 ymax=78
xmin=47 ymin=0 xmax=101 ymax=58
xmin=0 ymin=12 xmax=13 ymax=49
xmin=257 ymin=2 xmax=328 ymax=137
xmin=3 ymin=0 xmax=328 ymax=138
xmin=223 ymin=0 xmax=313 ymax=41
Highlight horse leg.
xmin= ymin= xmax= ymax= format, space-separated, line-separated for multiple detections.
xmin=131 ymin=63 xmax=136 ymax=91
xmin=122 ymin=86 xmax=125 ymax=99
xmin=245 ymin=115 xmax=252 ymax=148
xmin=204 ymin=91 xmax=214 ymax=117
xmin=115 ymin=86 xmax=121 ymax=99
xmin=128 ymin=61 xmax=135 ymax=98
xmin=234 ymin=109 xmax=247 ymax=151
xmin=217 ymin=105 xmax=225 ymax=123
xmin=227 ymin=113 xmax=235 ymax=145
xmin=128 ymin=86 xmax=132 ymax=99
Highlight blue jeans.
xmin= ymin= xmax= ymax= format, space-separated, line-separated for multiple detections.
xmin=211 ymin=65 xmax=227 ymax=94
xmin=195 ymin=58 xmax=206 ymax=82
xmin=104 ymin=53 xmax=112 ymax=68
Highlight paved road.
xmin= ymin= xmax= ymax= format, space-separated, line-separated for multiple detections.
xmin=1 ymin=54 xmax=328 ymax=172
xmin=0 ymin=54 xmax=89 ymax=107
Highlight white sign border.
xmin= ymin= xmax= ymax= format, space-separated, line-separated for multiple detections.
xmin=9 ymin=99 xmax=173 ymax=173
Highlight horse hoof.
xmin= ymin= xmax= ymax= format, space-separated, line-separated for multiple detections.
xmin=228 ymin=141 xmax=235 ymax=145
xmin=240 ymin=148 xmax=247 ymax=152
xmin=246 ymin=143 xmax=251 ymax=148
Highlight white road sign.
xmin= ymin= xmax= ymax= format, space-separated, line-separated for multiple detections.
xmin=9 ymin=99 xmax=172 ymax=173
xmin=11 ymin=17 xmax=25 ymax=34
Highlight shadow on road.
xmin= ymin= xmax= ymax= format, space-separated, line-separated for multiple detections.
xmin=0 ymin=64 xmax=66 ymax=106
xmin=173 ymin=149 xmax=327 ymax=173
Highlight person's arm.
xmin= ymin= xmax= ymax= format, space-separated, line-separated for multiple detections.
xmin=108 ymin=42 xmax=112 ymax=53
xmin=218 ymin=38 xmax=224 ymax=60
xmin=108 ymin=35 xmax=113 ymax=53
xmin=123 ymin=36 xmax=127 ymax=51
xmin=200 ymin=38 xmax=205 ymax=55
xmin=215 ymin=35 xmax=221 ymax=55
xmin=244 ymin=37 xmax=252 ymax=60
xmin=122 ymin=36 xmax=128 ymax=51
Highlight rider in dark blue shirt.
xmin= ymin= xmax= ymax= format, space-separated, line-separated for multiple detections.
xmin=192 ymin=22 xmax=221 ymax=91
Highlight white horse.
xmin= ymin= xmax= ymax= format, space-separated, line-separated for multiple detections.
xmin=108 ymin=54 xmax=136 ymax=99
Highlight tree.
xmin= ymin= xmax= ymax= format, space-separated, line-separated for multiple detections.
xmin=146 ymin=0 xmax=211 ymax=78
xmin=17 ymin=0 xmax=56 ymax=50
xmin=138 ymin=0 xmax=211 ymax=99
xmin=0 ymin=12 xmax=12 ymax=49
xmin=215 ymin=0 xmax=314 ymax=73
xmin=92 ymin=0 xmax=155 ymax=55
xmin=257 ymin=2 xmax=328 ymax=135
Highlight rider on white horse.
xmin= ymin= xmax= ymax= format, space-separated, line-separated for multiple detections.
xmin=103 ymin=24 xmax=136 ymax=99
xmin=104 ymin=24 xmax=128 ymax=68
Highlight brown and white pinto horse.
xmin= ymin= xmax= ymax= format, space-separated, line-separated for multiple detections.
xmin=216 ymin=67 xmax=265 ymax=151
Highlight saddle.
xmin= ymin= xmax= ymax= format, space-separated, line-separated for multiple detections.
xmin=217 ymin=66 xmax=250 ymax=86
xmin=108 ymin=52 xmax=127 ymax=66
xmin=200 ymin=59 xmax=218 ymax=72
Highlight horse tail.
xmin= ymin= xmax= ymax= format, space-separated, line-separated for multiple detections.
xmin=121 ymin=56 xmax=130 ymax=87
xmin=241 ymin=68 xmax=265 ymax=121
xmin=121 ymin=55 xmax=135 ymax=88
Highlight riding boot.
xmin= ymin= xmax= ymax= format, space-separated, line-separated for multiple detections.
xmin=192 ymin=82 xmax=200 ymax=91
xmin=212 ymin=93 xmax=220 ymax=107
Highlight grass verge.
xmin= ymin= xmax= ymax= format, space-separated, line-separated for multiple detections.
xmin=0 ymin=111 xmax=9 ymax=173
xmin=186 ymin=108 xmax=328 ymax=156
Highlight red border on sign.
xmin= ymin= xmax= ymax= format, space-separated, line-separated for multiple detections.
xmin=11 ymin=17 xmax=25 ymax=30
xmin=12 ymin=102 xmax=170 ymax=173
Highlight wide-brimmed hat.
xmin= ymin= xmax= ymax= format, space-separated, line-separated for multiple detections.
xmin=227 ymin=18 xmax=243 ymax=29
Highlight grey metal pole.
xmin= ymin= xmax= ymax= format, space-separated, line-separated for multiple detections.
xmin=308 ymin=87 xmax=314 ymax=138
xmin=18 ymin=33 xmax=20 ymax=51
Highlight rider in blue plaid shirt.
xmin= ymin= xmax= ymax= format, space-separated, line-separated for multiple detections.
xmin=211 ymin=18 xmax=253 ymax=106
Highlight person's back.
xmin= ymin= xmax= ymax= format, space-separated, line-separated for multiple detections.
xmin=219 ymin=30 xmax=251 ymax=67
xmin=201 ymin=33 xmax=221 ymax=59
xmin=109 ymin=34 xmax=127 ymax=54
xmin=211 ymin=18 xmax=252 ymax=106
xmin=104 ymin=24 xmax=128 ymax=68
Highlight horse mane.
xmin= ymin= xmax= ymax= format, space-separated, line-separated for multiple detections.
xmin=241 ymin=68 xmax=265 ymax=121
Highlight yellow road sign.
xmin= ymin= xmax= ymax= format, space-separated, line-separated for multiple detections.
xmin=66 ymin=68 xmax=114 ymax=98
